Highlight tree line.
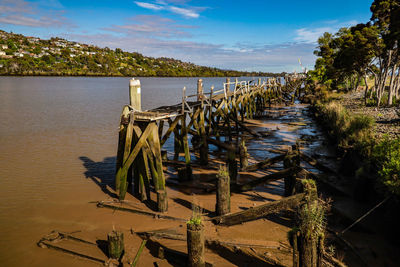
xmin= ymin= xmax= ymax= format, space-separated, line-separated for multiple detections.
xmin=311 ymin=0 xmax=400 ymax=107
xmin=0 ymin=31 xmax=284 ymax=78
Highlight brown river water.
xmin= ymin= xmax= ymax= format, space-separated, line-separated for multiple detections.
xmin=0 ymin=77 xmax=396 ymax=266
xmin=0 ymin=76 xmax=270 ymax=266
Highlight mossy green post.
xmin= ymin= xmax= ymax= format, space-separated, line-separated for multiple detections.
xmin=187 ymin=222 xmax=205 ymax=267
xmin=108 ymin=230 xmax=124 ymax=260
xmin=216 ymin=165 xmax=230 ymax=216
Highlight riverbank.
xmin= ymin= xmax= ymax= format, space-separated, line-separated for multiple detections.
xmin=338 ymin=89 xmax=400 ymax=139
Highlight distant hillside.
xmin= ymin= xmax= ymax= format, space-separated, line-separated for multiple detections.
xmin=0 ymin=30 xmax=283 ymax=77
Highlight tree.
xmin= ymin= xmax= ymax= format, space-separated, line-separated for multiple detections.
xmin=370 ymin=0 xmax=400 ymax=106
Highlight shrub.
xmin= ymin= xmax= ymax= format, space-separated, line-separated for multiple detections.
xmin=316 ymin=102 xmax=374 ymax=153
xmin=373 ymin=137 xmax=400 ymax=196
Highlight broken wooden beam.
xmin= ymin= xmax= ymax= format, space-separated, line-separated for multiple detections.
xmin=300 ymin=152 xmax=337 ymax=174
xmin=188 ymin=129 xmax=235 ymax=151
xmin=212 ymin=193 xmax=305 ymax=226
xmin=96 ymin=201 xmax=185 ymax=221
xmin=232 ymin=167 xmax=300 ymax=193
xmin=206 ymin=239 xmax=285 ymax=267
xmin=243 ymin=154 xmax=286 ymax=172
xmin=131 ymin=239 xmax=147 ymax=267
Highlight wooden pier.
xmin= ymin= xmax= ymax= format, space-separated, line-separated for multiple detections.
xmin=38 ymin=74 xmax=349 ymax=267
xmin=114 ymin=76 xmax=304 ymax=209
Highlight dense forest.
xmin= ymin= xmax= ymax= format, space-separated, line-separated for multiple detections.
xmin=0 ymin=30 xmax=283 ymax=77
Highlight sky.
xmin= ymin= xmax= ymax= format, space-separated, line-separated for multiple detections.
xmin=0 ymin=0 xmax=374 ymax=72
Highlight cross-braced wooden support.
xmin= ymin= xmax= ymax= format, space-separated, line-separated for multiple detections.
xmin=115 ymin=113 xmax=167 ymax=211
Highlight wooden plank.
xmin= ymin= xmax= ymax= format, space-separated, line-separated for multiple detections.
xmin=160 ymin=116 xmax=181 ymax=146
xmin=212 ymin=193 xmax=305 ymax=226
xmin=149 ymin=123 xmax=166 ymax=191
xmin=243 ymin=154 xmax=286 ymax=172
xmin=232 ymin=167 xmax=300 ymax=193
xmin=132 ymin=240 xmax=147 ymax=267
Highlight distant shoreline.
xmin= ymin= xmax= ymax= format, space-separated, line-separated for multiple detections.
xmin=0 ymin=73 xmax=276 ymax=78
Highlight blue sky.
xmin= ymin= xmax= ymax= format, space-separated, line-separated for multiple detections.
xmin=0 ymin=0 xmax=374 ymax=72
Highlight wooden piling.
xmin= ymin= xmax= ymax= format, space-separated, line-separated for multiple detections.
xmin=197 ymin=79 xmax=203 ymax=101
xmin=129 ymin=78 xmax=141 ymax=110
xmin=227 ymin=148 xmax=237 ymax=184
xmin=199 ymin=96 xmax=208 ymax=165
xmin=187 ymin=223 xmax=205 ymax=267
xmin=157 ymin=190 xmax=168 ymax=212
xmin=115 ymin=105 xmax=130 ymax=191
xmin=283 ymin=144 xmax=300 ymax=196
xmin=180 ymin=110 xmax=193 ymax=180
xmin=173 ymin=120 xmax=180 ymax=161
xmin=239 ymin=139 xmax=248 ymax=170
xmin=292 ymin=231 xmax=299 ymax=267
xmin=148 ymin=123 xmax=166 ymax=191
xmin=297 ymin=180 xmax=322 ymax=267
xmin=108 ymin=230 xmax=124 ymax=260
xmin=225 ymin=78 xmax=230 ymax=93
xmin=216 ymin=165 xmax=230 ymax=216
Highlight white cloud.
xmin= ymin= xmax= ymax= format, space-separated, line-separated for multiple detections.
xmin=134 ymin=1 xmax=200 ymax=19
xmin=0 ymin=0 xmax=74 ymax=28
xmin=294 ymin=20 xmax=359 ymax=44
xmin=134 ymin=1 xmax=164 ymax=10
xmin=104 ymin=15 xmax=193 ymax=38
xmin=169 ymin=6 xmax=199 ymax=18
xmin=295 ymin=27 xmax=332 ymax=43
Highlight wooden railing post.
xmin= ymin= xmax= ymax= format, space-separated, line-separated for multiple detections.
xmin=197 ymin=79 xmax=203 ymax=101
xmin=129 ymin=78 xmax=141 ymax=111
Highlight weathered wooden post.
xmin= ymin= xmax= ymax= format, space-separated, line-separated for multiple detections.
xmin=129 ymin=78 xmax=141 ymax=110
xmin=283 ymin=144 xmax=300 ymax=196
xmin=180 ymin=88 xmax=193 ymax=180
xmin=199 ymin=88 xmax=208 ymax=165
xmin=258 ymin=77 xmax=262 ymax=86
xmin=173 ymin=120 xmax=181 ymax=161
xmin=187 ymin=220 xmax=205 ymax=267
xmin=197 ymin=79 xmax=203 ymax=101
xmin=227 ymin=148 xmax=237 ymax=184
xmin=108 ymin=230 xmax=124 ymax=260
xmin=295 ymin=179 xmax=324 ymax=267
xmin=157 ymin=190 xmax=168 ymax=212
xmin=216 ymin=165 xmax=230 ymax=216
xmin=115 ymin=106 xmax=130 ymax=191
xmin=119 ymin=113 xmax=134 ymax=200
xmin=239 ymin=139 xmax=248 ymax=170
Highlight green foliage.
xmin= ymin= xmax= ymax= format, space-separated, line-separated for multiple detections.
xmin=187 ymin=198 xmax=203 ymax=226
xmin=298 ymin=198 xmax=327 ymax=240
xmin=372 ymin=136 xmax=400 ymax=195
xmin=187 ymin=216 xmax=202 ymax=225
xmin=315 ymin=102 xmax=375 ymax=155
